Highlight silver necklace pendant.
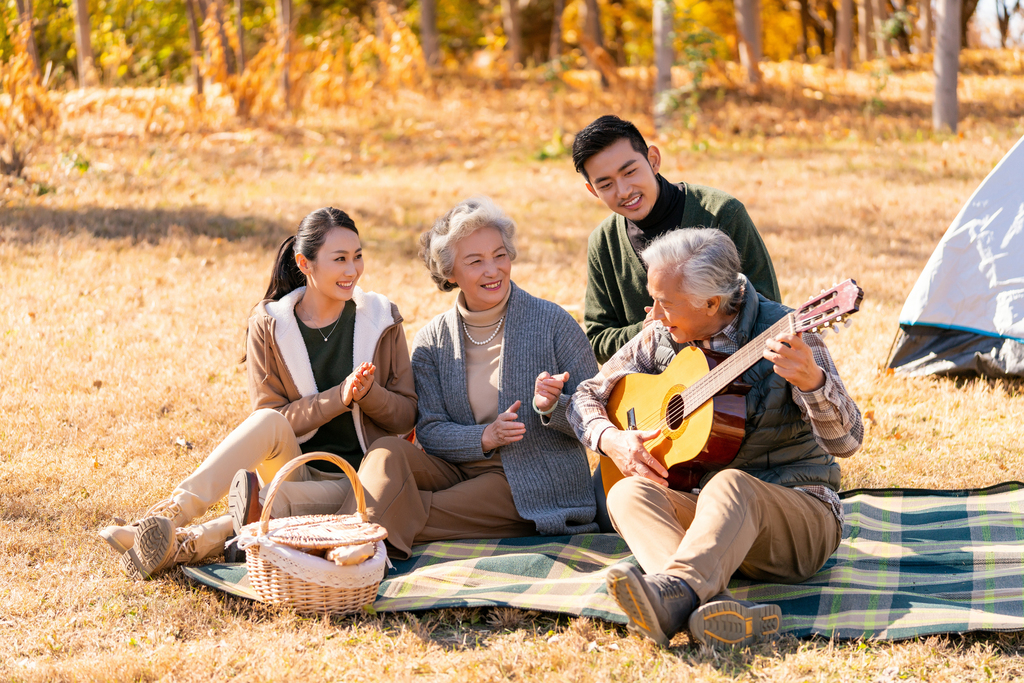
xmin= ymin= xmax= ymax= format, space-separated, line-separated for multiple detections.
xmin=316 ymin=316 xmax=342 ymax=342
xmin=463 ymin=315 xmax=504 ymax=346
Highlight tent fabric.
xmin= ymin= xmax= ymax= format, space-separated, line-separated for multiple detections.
xmin=890 ymin=135 xmax=1024 ymax=377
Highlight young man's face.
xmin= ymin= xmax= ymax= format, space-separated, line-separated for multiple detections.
xmin=583 ymin=138 xmax=662 ymax=222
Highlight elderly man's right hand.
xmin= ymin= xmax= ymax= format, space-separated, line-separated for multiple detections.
xmin=598 ymin=428 xmax=669 ymax=486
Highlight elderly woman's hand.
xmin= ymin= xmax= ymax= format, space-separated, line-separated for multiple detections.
xmin=342 ymin=362 xmax=376 ymax=406
xmin=533 ymin=371 xmax=569 ymax=414
xmin=481 ymin=400 xmax=526 ymax=452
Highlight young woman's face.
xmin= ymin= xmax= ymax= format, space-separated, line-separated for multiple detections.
xmin=447 ymin=226 xmax=512 ymax=311
xmin=300 ymin=227 xmax=364 ymax=303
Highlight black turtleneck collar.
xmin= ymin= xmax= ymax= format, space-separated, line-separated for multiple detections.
xmin=625 ymin=174 xmax=686 ymax=268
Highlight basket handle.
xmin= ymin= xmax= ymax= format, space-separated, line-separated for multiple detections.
xmin=259 ymin=453 xmax=368 ymax=534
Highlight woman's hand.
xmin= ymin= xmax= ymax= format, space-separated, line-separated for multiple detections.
xmin=342 ymin=362 xmax=376 ymax=405
xmin=764 ymin=333 xmax=825 ymax=392
xmin=533 ymin=371 xmax=569 ymax=414
xmin=481 ymin=400 xmax=526 ymax=452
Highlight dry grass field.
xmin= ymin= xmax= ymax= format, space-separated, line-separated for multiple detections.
xmin=2 ymin=53 xmax=1024 ymax=681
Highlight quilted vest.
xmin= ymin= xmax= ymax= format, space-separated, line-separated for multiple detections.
xmin=652 ymin=280 xmax=841 ymax=491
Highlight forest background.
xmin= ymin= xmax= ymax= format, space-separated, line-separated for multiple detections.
xmin=3 ymin=0 xmax=1024 ymax=680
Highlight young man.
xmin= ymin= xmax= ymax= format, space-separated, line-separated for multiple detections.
xmin=572 ymin=115 xmax=780 ymax=363
xmin=567 ymin=228 xmax=862 ymax=648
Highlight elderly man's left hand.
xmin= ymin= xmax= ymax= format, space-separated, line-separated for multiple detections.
xmin=533 ymin=371 xmax=569 ymax=414
xmin=764 ymin=332 xmax=825 ymax=392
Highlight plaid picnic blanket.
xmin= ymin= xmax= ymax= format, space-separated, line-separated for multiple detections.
xmin=183 ymin=483 xmax=1024 ymax=640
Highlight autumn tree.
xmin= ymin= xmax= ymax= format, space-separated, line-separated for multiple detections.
xmin=734 ymin=0 xmax=762 ymax=84
xmin=72 ymin=0 xmax=97 ymax=86
xmin=421 ymin=0 xmax=440 ymax=67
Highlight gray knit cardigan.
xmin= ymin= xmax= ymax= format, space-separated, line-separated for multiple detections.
xmin=411 ymin=282 xmax=600 ymax=536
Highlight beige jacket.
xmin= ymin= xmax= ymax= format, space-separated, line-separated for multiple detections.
xmin=246 ymin=286 xmax=417 ymax=453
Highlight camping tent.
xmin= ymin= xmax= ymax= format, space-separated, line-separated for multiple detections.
xmin=887 ymin=135 xmax=1024 ymax=378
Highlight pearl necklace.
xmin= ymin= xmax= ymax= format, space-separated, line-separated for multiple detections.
xmin=462 ymin=315 xmax=505 ymax=346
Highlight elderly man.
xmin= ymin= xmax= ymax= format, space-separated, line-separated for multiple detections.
xmin=568 ymin=228 xmax=862 ymax=648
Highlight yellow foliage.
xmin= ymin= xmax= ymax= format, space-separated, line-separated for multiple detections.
xmin=762 ymin=0 xmax=801 ymax=61
xmin=0 ymin=24 xmax=60 ymax=177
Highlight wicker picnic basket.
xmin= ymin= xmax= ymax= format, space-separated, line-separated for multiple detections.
xmin=240 ymin=453 xmax=389 ymax=615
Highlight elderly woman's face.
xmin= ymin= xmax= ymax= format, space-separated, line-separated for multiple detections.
xmin=447 ymin=226 xmax=512 ymax=311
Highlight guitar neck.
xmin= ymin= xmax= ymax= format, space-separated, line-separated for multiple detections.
xmin=681 ymin=314 xmax=794 ymax=418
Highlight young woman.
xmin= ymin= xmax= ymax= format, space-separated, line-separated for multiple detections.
xmin=354 ymin=196 xmax=600 ymax=560
xmin=98 ymin=207 xmax=417 ymax=578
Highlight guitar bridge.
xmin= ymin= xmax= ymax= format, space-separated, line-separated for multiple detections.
xmin=626 ymin=408 xmax=637 ymax=430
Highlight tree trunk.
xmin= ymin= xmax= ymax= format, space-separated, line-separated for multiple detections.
xmin=277 ymin=0 xmax=291 ymax=108
xmin=960 ymin=0 xmax=980 ymax=47
xmin=858 ymin=0 xmax=874 ymax=60
xmin=799 ymin=0 xmax=811 ymax=58
xmin=14 ymin=0 xmax=40 ymax=78
xmin=235 ymin=0 xmax=246 ymax=71
xmin=184 ymin=0 xmax=204 ymax=95
xmin=500 ymin=0 xmax=523 ymax=66
xmin=734 ymin=0 xmax=762 ymax=84
xmin=933 ymin=0 xmax=960 ymax=132
xmin=583 ymin=0 xmax=604 ymax=50
xmin=836 ymin=0 xmax=853 ymax=68
xmin=920 ymin=0 xmax=933 ymax=51
xmin=72 ymin=0 xmax=97 ymax=86
xmin=653 ymin=0 xmax=674 ymax=130
xmin=212 ymin=0 xmax=236 ymax=75
xmin=824 ymin=0 xmax=837 ymax=54
xmin=421 ymin=0 xmax=440 ymax=67
xmin=549 ymin=0 xmax=565 ymax=62
xmin=872 ymin=0 xmax=888 ymax=56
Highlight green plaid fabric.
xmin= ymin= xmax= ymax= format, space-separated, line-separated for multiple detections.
xmin=375 ymin=534 xmax=634 ymax=622
xmin=185 ymin=484 xmax=1024 ymax=640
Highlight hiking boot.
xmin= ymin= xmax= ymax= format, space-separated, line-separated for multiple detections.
xmin=228 ymin=469 xmax=262 ymax=534
xmin=688 ymin=594 xmax=782 ymax=648
xmin=606 ymin=563 xmax=697 ymax=647
xmin=122 ymin=517 xmax=204 ymax=580
xmin=98 ymin=499 xmax=189 ymax=556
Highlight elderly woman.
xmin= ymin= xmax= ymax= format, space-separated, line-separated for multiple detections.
xmin=356 ymin=196 xmax=600 ymax=559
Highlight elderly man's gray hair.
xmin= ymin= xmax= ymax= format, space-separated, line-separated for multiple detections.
xmin=641 ymin=228 xmax=745 ymax=315
xmin=419 ymin=195 xmax=518 ymax=292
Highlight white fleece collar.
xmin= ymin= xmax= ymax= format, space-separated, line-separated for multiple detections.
xmin=264 ymin=286 xmax=396 ymax=448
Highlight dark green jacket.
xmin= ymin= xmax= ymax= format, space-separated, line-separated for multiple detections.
xmin=652 ymin=282 xmax=840 ymax=490
xmin=584 ymin=183 xmax=780 ymax=363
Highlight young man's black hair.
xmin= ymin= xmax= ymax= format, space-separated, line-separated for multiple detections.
xmin=571 ymin=115 xmax=648 ymax=181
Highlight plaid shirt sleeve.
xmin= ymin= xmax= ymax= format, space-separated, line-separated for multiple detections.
xmin=791 ymin=331 xmax=864 ymax=458
xmin=567 ymin=325 xmax=662 ymax=453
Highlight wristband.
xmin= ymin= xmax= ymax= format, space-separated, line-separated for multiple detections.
xmin=532 ymin=395 xmax=558 ymax=417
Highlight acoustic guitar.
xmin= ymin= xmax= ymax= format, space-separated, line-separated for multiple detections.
xmin=600 ymin=279 xmax=864 ymax=495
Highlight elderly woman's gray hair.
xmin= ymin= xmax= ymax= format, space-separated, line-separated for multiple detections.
xmin=641 ymin=228 xmax=745 ymax=315
xmin=419 ymin=196 xmax=518 ymax=292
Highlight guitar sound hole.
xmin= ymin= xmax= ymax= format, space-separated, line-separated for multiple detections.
xmin=666 ymin=394 xmax=685 ymax=430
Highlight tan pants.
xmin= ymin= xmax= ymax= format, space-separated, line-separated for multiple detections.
xmin=355 ymin=436 xmax=536 ymax=560
xmin=606 ymin=469 xmax=842 ymax=604
xmin=171 ymin=408 xmax=351 ymax=559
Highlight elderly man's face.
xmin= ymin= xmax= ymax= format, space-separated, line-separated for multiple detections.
xmin=647 ymin=266 xmax=724 ymax=344
xmin=582 ymin=138 xmax=662 ymax=222
xmin=447 ymin=226 xmax=512 ymax=312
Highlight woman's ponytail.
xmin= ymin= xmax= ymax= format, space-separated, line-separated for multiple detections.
xmin=262 ymin=235 xmax=307 ymax=302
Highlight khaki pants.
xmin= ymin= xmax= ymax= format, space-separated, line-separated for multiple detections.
xmin=355 ymin=436 xmax=536 ymax=560
xmin=170 ymin=408 xmax=351 ymax=559
xmin=606 ymin=469 xmax=842 ymax=604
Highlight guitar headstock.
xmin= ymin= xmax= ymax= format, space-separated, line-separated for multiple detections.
xmin=794 ymin=279 xmax=864 ymax=335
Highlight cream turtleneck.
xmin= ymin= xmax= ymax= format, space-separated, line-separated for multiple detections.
xmin=457 ymin=286 xmax=511 ymax=425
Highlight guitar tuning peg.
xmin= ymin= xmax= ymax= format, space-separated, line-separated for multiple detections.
xmin=818 ymin=327 xmax=829 ymax=337
xmin=844 ymin=318 xmax=854 ymax=328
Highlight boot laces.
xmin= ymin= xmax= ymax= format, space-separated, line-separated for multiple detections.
xmin=144 ymin=499 xmax=185 ymax=523
xmin=172 ymin=526 xmax=202 ymax=564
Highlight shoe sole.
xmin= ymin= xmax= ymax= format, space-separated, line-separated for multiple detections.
xmin=606 ymin=564 xmax=670 ymax=647
xmin=688 ymin=599 xmax=782 ymax=648
xmin=228 ymin=470 xmax=260 ymax=534
xmin=98 ymin=527 xmax=132 ymax=554
xmin=126 ymin=516 xmax=177 ymax=580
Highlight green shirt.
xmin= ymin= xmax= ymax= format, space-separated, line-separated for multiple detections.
xmin=296 ymin=299 xmax=362 ymax=472
xmin=583 ymin=182 xmax=780 ymax=363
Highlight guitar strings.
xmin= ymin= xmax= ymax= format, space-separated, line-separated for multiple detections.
xmin=614 ymin=315 xmax=795 ymax=433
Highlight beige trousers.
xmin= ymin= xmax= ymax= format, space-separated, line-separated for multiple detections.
xmin=354 ymin=436 xmax=536 ymax=560
xmin=171 ymin=408 xmax=352 ymax=559
xmin=606 ymin=468 xmax=842 ymax=604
